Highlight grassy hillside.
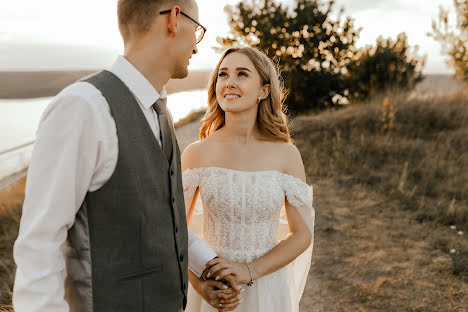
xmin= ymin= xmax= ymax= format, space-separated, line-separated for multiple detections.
xmin=289 ymin=90 xmax=467 ymax=311
xmin=294 ymin=91 xmax=468 ymax=229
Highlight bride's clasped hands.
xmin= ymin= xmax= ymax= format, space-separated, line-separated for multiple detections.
xmin=205 ymin=257 xmax=253 ymax=285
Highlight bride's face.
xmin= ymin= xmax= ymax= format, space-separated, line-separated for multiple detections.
xmin=215 ymin=52 xmax=269 ymax=114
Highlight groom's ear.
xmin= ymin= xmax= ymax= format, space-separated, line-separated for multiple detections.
xmin=166 ymin=6 xmax=181 ymax=37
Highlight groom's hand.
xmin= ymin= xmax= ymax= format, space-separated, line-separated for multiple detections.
xmin=216 ymin=286 xmax=243 ymax=312
xmin=196 ymin=279 xmax=241 ymax=312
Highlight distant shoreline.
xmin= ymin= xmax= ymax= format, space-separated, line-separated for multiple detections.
xmin=0 ymin=70 xmax=212 ymax=99
xmin=0 ymin=72 xmax=462 ymax=99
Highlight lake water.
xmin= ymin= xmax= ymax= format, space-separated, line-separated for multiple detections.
xmin=0 ymin=89 xmax=208 ymax=182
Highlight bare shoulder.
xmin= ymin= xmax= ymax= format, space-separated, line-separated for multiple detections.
xmin=181 ymin=132 xmax=225 ymax=171
xmin=181 ymin=140 xmax=207 ymax=171
xmin=277 ymin=142 xmax=306 ymax=182
xmin=273 ymin=141 xmax=301 ymax=161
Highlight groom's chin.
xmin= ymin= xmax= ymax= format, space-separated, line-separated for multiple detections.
xmin=171 ymin=67 xmax=189 ymax=80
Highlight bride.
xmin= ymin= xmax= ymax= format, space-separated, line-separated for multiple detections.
xmin=181 ymin=47 xmax=315 ymax=312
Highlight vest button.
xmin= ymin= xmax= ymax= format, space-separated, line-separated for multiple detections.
xmin=172 ymin=197 xmax=175 ymax=203
xmin=179 ymin=254 xmax=184 ymax=262
xmin=183 ymin=282 xmax=187 ymax=290
xmin=170 ymin=169 xmax=174 ymax=176
xmin=175 ymin=226 xmax=179 ymax=233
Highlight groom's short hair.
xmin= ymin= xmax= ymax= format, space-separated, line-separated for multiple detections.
xmin=118 ymin=0 xmax=192 ymax=40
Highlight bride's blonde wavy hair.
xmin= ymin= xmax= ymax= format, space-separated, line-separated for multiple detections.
xmin=199 ymin=47 xmax=291 ymax=143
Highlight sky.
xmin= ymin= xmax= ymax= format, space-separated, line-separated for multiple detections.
xmin=0 ymin=0 xmax=457 ymax=73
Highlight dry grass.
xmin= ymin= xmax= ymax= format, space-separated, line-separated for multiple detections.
xmin=295 ymin=90 xmax=468 ymax=311
xmin=300 ymin=179 xmax=467 ymax=311
xmin=0 ymin=178 xmax=24 ymax=311
xmin=294 ymin=90 xmax=468 ymax=228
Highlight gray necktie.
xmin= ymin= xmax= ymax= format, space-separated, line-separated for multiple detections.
xmin=153 ymin=98 xmax=173 ymax=162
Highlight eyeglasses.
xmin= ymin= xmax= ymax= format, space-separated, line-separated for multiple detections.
xmin=159 ymin=9 xmax=207 ymax=44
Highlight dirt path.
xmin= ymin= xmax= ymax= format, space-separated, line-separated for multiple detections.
xmin=176 ymin=119 xmax=467 ymax=312
xmin=299 ymin=178 xmax=467 ymax=312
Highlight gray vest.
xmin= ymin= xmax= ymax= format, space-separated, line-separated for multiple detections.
xmin=63 ymin=71 xmax=189 ymax=312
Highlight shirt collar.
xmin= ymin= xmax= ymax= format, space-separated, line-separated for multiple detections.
xmin=109 ymin=55 xmax=167 ymax=109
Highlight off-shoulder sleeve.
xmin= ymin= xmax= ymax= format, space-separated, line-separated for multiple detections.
xmin=279 ymin=173 xmax=315 ymax=311
xmin=282 ymin=173 xmax=314 ymax=234
xmin=182 ymin=168 xmax=201 ymax=214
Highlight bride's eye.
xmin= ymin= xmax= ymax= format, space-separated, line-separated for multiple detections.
xmin=218 ymin=72 xmax=227 ymax=78
xmin=238 ymin=71 xmax=248 ymax=77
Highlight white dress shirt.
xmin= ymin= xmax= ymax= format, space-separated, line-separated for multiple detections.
xmin=13 ymin=56 xmax=216 ymax=312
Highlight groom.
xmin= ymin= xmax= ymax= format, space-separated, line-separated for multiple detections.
xmin=13 ymin=0 xmax=239 ymax=311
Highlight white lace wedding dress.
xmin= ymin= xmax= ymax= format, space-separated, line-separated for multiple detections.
xmin=183 ymin=167 xmax=314 ymax=312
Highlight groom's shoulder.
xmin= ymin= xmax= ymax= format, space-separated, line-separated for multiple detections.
xmin=57 ymin=79 xmax=106 ymax=104
xmin=40 ymin=81 xmax=110 ymax=123
xmin=47 ymin=79 xmax=111 ymax=114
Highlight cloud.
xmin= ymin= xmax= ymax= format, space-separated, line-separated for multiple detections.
xmin=332 ymin=0 xmax=406 ymax=13
xmin=330 ymin=0 xmax=454 ymax=74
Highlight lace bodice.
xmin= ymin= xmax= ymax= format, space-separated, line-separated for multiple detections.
xmin=183 ymin=167 xmax=314 ymax=263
